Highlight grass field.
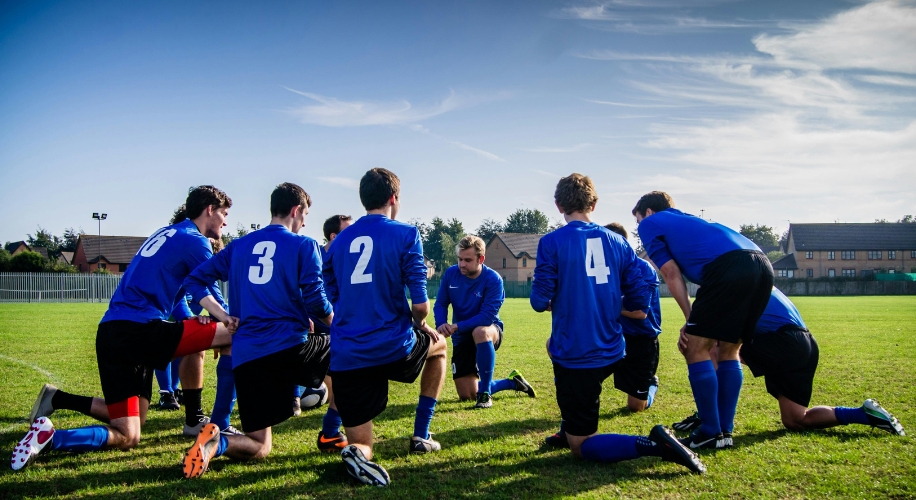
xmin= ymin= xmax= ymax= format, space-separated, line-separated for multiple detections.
xmin=0 ymin=297 xmax=914 ymax=499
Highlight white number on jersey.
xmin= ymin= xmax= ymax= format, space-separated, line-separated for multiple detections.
xmin=585 ymin=237 xmax=611 ymax=284
xmin=248 ymin=241 xmax=277 ymax=285
xmin=139 ymin=229 xmax=178 ymax=257
xmin=350 ymin=236 xmax=373 ymax=284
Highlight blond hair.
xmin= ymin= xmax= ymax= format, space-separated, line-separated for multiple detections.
xmin=457 ymin=235 xmax=486 ymax=257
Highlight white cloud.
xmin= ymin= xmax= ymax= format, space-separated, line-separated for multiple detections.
xmin=856 ymin=75 xmax=916 ymax=87
xmin=318 ymin=177 xmax=359 ymax=189
xmin=450 ymin=140 xmax=507 ymax=162
xmin=285 ymin=88 xmax=460 ymax=127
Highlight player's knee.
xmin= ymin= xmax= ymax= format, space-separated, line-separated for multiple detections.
xmin=568 ymin=443 xmax=584 ymax=459
xmin=115 ymin=431 xmax=141 ymax=450
xmin=252 ymin=441 xmax=272 ymax=460
xmin=456 ymin=388 xmax=476 ymax=400
xmin=427 ymin=339 xmax=447 ymax=358
xmin=627 ymin=400 xmax=648 ymax=412
xmin=781 ymin=414 xmax=806 ymax=431
xmin=471 ymin=327 xmax=490 ymax=343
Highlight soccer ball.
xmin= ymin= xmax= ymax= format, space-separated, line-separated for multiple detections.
xmin=300 ymin=382 xmax=329 ymax=410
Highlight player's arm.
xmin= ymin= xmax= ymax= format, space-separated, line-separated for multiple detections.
xmin=171 ymin=289 xmax=194 ymax=321
xmin=404 ymin=228 xmax=441 ymax=341
xmin=300 ymin=239 xmax=333 ymax=327
xmin=619 ymin=242 xmax=651 ymax=315
xmin=185 ymin=244 xmax=237 ymax=327
xmin=530 ymin=239 xmax=556 ymax=313
xmin=433 ymin=273 xmax=454 ymax=336
xmin=621 ymin=309 xmax=648 ymax=320
xmin=658 ymin=260 xmax=691 ymax=321
xmin=456 ymin=272 xmax=504 ymax=333
xmin=322 ymin=247 xmax=339 ymax=306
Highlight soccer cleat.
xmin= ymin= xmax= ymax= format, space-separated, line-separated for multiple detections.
xmin=317 ymin=430 xmax=348 ymax=452
xmin=158 ymin=391 xmax=180 ymax=411
xmin=220 ymin=425 xmax=244 ymax=436
xmin=721 ymin=432 xmax=735 ymax=448
xmin=182 ymin=423 xmax=220 ymax=478
xmin=341 ymin=445 xmax=390 ymax=486
xmin=474 ymin=392 xmax=493 ymax=409
xmin=509 ymin=369 xmax=537 ymax=398
xmin=174 ymin=389 xmax=184 ymax=405
xmin=409 ymin=434 xmax=441 ymax=454
xmin=649 ymin=425 xmax=706 ymax=474
xmin=544 ymin=431 xmax=569 ymax=448
xmin=292 ymin=397 xmax=302 ymax=417
xmin=29 ymin=384 xmax=57 ymax=423
xmin=183 ymin=415 xmax=211 ymax=437
xmin=11 ymin=417 xmax=55 ymax=471
xmin=679 ymin=430 xmax=727 ymax=450
xmin=672 ymin=411 xmax=702 ymax=433
xmin=863 ymin=399 xmax=906 ymax=436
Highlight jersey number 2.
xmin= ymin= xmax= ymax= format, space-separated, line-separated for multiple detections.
xmin=248 ymin=241 xmax=276 ymax=284
xmin=350 ymin=236 xmax=373 ymax=284
xmin=585 ymin=238 xmax=610 ymax=284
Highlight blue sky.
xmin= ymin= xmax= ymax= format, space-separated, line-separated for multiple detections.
xmin=1 ymin=0 xmax=914 ymax=246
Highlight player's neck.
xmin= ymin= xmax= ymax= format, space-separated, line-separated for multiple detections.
xmin=366 ymin=205 xmax=394 ymax=219
xmin=270 ymin=217 xmax=299 ymax=233
xmin=563 ymin=211 xmax=592 ymax=223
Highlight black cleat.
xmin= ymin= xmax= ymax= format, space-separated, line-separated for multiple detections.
xmin=672 ymin=411 xmax=702 ymax=433
xmin=474 ymin=392 xmax=493 ymax=409
xmin=544 ymin=432 xmax=569 ymax=448
xmin=649 ymin=425 xmax=706 ymax=474
xmin=679 ymin=430 xmax=727 ymax=450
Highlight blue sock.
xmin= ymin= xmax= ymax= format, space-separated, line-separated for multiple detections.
xmin=716 ymin=360 xmax=743 ymax=433
xmin=413 ymin=395 xmax=437 ymax=439
xmin=50 ymin=426 xmax=108 ymax=452
xmin=580 ymin=434 xmax=640 ymax=462
xmin=215 ymin=434 xmax=228 ymax=458
xmin=322 ymin=407 xmax=343 ymax=437
xmin=490 ymin=378 xmax=515 ymax=394
xmin=210 ymin=355 xmax=236 ymax=430
xmin=476 ymin=341 xmax=496 ymax=395
xmin=170 ymin=358 xmax=181 ymax=393
xmin=835 ymin=407 xmax=870 ymax=425
xmin=294 ymin=386 xmax=303 ymax=398
xmin=688 ymin=360 xmax=721 ymax=437
xmin=646 ymin=383 xmax=659 ymax=409
xmin=154 ymin=363 xmax=172 ymax=393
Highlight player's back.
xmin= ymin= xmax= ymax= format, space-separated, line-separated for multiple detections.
xmin=619 ymin=257 xmax=662 ymax=337
xmin=532 ymin=221 xmax=649 ymax=368
xmin=324 ymin=214 xmax=427 ymax=371
xmin=103 ymin=219 xmax=211 ymax=323
xmin=755 ymin=288 xmax=806 ymax=334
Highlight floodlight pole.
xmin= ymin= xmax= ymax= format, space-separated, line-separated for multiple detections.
xmin=92 ymin=212 xmax=107 ymax=302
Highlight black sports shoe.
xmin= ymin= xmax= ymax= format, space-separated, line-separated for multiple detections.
xmin=174 ymin=389 xmax=184 ymax=405
xmin=679 ymin=430 xmax=727 ymax=450
xmin=672 ymin=411 xmax=702 ymax=433
xmin=721 ymin=432 xmax=734 ymax=448
xmin=158 ymin=391 xmax=180 ymax=411
xmin=509 ymin=370 xmax=536 ymax=398
xmin=544 ymin=432 xmax=569 ymax=448
xmin=341 ymin=445 xmax=390 ymax=486
xmin=474 ymin=392 xmax=493 ymax=409
xmin=649 ymin=425 xmax=706 ymax=474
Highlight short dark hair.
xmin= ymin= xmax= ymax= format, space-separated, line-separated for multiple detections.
xmin=604 ymin=222 xmax=628 ymax=239
xmin=323 ymin=214 xmax=353 ymax=241
xmin=271 ymin=182 xmax=311 ymax=217
xmin=554 ymin=173 xmax=598 ymax=214
xmin=359 ymin=168 xmax=400 ymax=211
xmin=632 ymin=191 xmax=674 ymax=217
xmin=186 ymin=186 xmax=232 ymax=220
xmin=170 ymin=204 xmax=187 ymax=225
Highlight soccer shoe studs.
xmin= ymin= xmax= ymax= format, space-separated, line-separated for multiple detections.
xmin=341 ymin=445 xmax=390 ymax=486
xmin=183 ymin=423 xmax=220 ymax=479
xmin=863 ymin=399 xmax=906 ymax=436
xmin=11 ymin=417 xmax=55 ymax=471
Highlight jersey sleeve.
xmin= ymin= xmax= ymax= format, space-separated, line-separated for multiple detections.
xmin=456 ymin=271 xmax=504 ymax=333
xmin=637 ymin=218 xmax=674 ymax=271
xmin=530 ymin=236 xmax=556 ymax=312
xmin=402 ymin=227 xmax=428 ymax=304
xmin=322 ymin=245 xmax=339 ymax=305
xmin=622 ymin=259 xmax=659 ymax=312
xmin=184 ymin=242 xmax=232 ymax=306
xmin=617 ymin=240 xmax=651 ymax=313
xmin=171 ymin=289 xmax=194 ymax=320
xmin=433 ymin=270 xmax=451 ymax=326
xmin=299 ymin=239 xmax=333 ymax=319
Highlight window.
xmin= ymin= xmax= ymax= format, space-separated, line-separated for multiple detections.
xmin=841 ymin=251 xmax=855 ymax=260
xmin=776 ymin=269 xmax=795 ymax=278
xmin=502 ymin=258 xmax=506 ymax=268
xmin=888 ymin=251 xmax=896 ymax=260
xmin=522 ymin=258 xmax=527 ymax=268
xmin=828 ymin=251 xmax=835 ymax=260
xmin=806 ymin=269 xmax=814 ymax=278
xmin=842 ymin=269 xmax=856 ymax=277
xmin=889 ymin=269 xmax=896 ymax=274
xmin=99 ymin=263 xmax=107 ymax=270
xmin=805 ymin=251 xmax=813 ymax=259
xmin=912 ymin=251 xmax=916 ymax=258
xmin=777 ymin=269 xmax=787 ymax=277
xmin=828 ymin=268 xmax=836 ymax=277
xmin=868 ymin=251 xmax=882 ymax=260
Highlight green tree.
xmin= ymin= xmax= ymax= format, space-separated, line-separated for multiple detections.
xmin=61 ymin=228 xmax=84 ymax=253
xmin=0 ymin=248 xmax=11 ymax=272
xmin=475 ymin=218 xmax=504 ymax=243
xmin=739 ymin=224 xmax=779 ymax=249
xmin=10 ymin=251 xmax=47 ymax=272
xmin=504 ymin=209 xmax=549 ymax=234
xmin=422 ymin=217 xmax=465 ymax=273
xmin=45 ymin=260 xmax=78 ymax=273
xmin=898 ymin=215 xmax=915 ymax=223
xmin=27 ymin=226 xmax=64 ymax=260
xmin=766 ymin=250 xmax=786 ymax=263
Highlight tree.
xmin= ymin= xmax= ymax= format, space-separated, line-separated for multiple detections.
xmin=474 ymin=218 xmax=503 ymax=243
xmin=739 ymin=224 xmax=778 ymax=249
xmin=0 ymin=248 xmax=10 ymax=272
xmin=27 ymin=226 xmax=64 ymax=260
xmin=766 ymin=250 xmax=786 ymax=263
xmin=421 ymin=217 xmax=465 ymax=273
xmin=631 ymin=227 xmax=644 ymax=255
xmin=407 ymin=218 xmax=431 ymax=243
xmin=547 ymin=219 xmax=565 ymax=233
xmin=45 ymin=260 xmax=78 ymax=273
xmin=778 ymin=229 xmax=789 ymax=250
xmin=10 ymin=251 xmax=47 ymax=272
xmin=898 ymin=215 xmax=915 ymax=223
xmin=61 ymin=228 xmax=84 ymax=253
xmin=504 ymin=209 xmax=549 ymax=234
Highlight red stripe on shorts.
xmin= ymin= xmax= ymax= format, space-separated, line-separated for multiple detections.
xmin=173 ymin=319 xmax=218 ymax=358
xmin=108 ymin=396 xmax=140 ymax=419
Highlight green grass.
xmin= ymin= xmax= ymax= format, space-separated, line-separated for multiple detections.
xmin=0 ymin=297 xmax=914 ymax=499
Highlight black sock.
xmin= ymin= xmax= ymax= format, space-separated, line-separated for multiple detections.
xmin=51 ymin=390 xmax=93 ymax=417
xmin=183 ymin=389 xmax=204 ymax=425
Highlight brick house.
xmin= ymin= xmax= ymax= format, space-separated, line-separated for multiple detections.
xmin=73 ymin=235 xmax=148 ymax=273
xmin=485 ymin=232 xmax=544 ymax=283
xmin=8 ymin=241 xmax=49 ymax=260
xmin=782 ymin=223 xmax=916 ymax=278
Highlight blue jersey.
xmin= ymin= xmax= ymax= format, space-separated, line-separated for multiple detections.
xmin=618 ymin=257 xmax=662 ymax=337
xmin=308 ymin=245 xmax=332 ymax=334
xmin=323 ymin=214 xmax=428 ymax=371
xmin=102 ymin=219 xmax=212 ymax=324
xmin=636 ymin=208 xmax=760 ymax=285
xmin=755 ymin=288 xmax=806 ymax=334
xmin=531 ymin=221 xmax=651 ymax=369
xmin=183 ymin=224 xmax=332 ymax=368
xmin=434 ymin=264 xmax=505 ymax=345
xmin=171 ymin=285 xmax=226 ymax=321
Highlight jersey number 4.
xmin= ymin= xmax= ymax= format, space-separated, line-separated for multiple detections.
xmin=248 ymin=241 xmax=276 ymax=284
xmin=585 ymin=238 xmax=610 ymax=284
xmin=350 ymin=236 xmax=373 ymax=284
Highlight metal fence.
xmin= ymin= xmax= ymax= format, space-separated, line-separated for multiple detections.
xmin=426 ymin=279 xmax=699 ymax=299
xmin=0 ymin=273 xmax=123 ymax=303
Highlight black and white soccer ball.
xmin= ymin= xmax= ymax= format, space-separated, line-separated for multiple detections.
xmin=300 ymin=382 xmax=329 ymax=410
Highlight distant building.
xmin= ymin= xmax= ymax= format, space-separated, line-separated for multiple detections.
xmin=8 ymin=241 xmax=49 ymax=260
xmin=73 ymin=235 xmax=148 ymax=273
xmin=59 ymin=251 xmax=74 ymax=265
xmin=783 ymin=223 xmax=916 ymax=278
xmin=485 ymin=232 xmax=544 ymax=283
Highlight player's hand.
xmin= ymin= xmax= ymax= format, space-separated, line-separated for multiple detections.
xmin=419 ymin=323 xmax=443 ymax=342
xmin=309 ymin=319 xmax=315 ymax=334
xmin=194 ymin=315 xmax=212 ymax=325
xmin=546 ymin=300 xmax=552 ymax=312
xmin=224 ymin=316 xmax=240 ymax=334
xmin=436 ymin=324 xmax=451 ymax=336
xmin=213 ymin=348 xmax=220 ymax=360
xmin=678 ymin=325 xmax=688 ymax=354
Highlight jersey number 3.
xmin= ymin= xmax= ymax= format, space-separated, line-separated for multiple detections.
xmin=585 ymin=238 xmax=610 ymax=284
xmin=248 ymin=241 xmax=276 ymax=284
xmin=350 ymin=236 xmax=373 ymax=284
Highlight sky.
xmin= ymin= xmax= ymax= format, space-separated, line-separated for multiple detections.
xmin=1 ymin=0 xmax=914 ymax=246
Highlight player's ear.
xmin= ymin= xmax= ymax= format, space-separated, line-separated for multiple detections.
xmin=479 ymin=255 xmax=485 ymax=264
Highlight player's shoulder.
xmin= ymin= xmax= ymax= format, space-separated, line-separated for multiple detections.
xmin=480 ymin=265 xmax=502 ymax=282
xmin=167 ymin=220 xmax=210 ymax=249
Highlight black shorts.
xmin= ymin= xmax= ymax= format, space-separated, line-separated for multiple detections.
xmin=233 ymin=336 xmax=331 ymax=432
xmin=740 ymin=328 xmax=819 ymax=407
xmin=553 ymin=360 xmax=620 ymax=437
xmin=451 ymin=325 xmax=503 ymax=379
xmin=329 ymin=330 xmax=432 ymax=428
xmin=686 ymin=250 xmax=774 ymax=344
xmin=96 ymin=320 xmax=185 ymax=405
xmin=614 ymin=334 xmax=660 ymax=400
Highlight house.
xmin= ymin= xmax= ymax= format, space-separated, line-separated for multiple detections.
xmin=485 ymin=232 xmax=544 ymax=283
xmin=59 ymin=251 xmax=74 ymax=265
xmin=8 ymin=241 xmax=49 ymax=260
xmin=72 ymin=235 xmax=148 ymax=273
xmin=783 ymin=223 xmax=916 ymax=278
xmin=770 ymin=253 xmax=798 ymax=278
